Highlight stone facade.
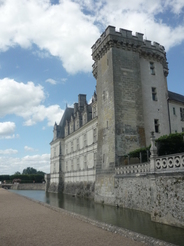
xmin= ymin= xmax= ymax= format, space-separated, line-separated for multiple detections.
xmin=45 ymin=26 xmax=184 ymax=228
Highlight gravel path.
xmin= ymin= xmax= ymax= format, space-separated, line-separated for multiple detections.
xmin=0 ymin=189 xmax=174 ymax=246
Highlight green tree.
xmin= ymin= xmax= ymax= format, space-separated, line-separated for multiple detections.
xmin=22 ymin=167 xmax=37 ymax=175
xmin=14 ymin=171 xmax=21 ymax=175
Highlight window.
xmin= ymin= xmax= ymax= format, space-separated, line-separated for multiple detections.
xmin=150 ymin=62 xmax=155 ymax=75
xmin=71 ymin=160 xmax=73 ymax=171
xmin=173 ymin=107 xmax=176 ymax=115
xmin=93 ymin=128 xmax=97 ymax=143
xmin=180 ymin=108 xmax=184 ymax=121
xmin=66 ymin=161 xmax=68 ymax=172
xmin=77 ymin=138 xmax=80 ymax=150
xmin=154 ymin=119 xmax=159 ymax=133
xmin=94 ymin=152 xmax=97 ymax=167
xmin=71 ymin=141 xmax=73 ymax=152
xmin=84 ymin=133 xmax=87 ymax=147
xmin=66 ymin=143 xmax=68 ymax=154
xmin=54 ymin=147 xmax=56 ymax=157
xmin=53 ymin=163 xmax=56 ymax=173
xmin=77 ymin=158 xmax=80 ymax=171
xmin=84 ymin=155 xmax=87 ymax=169
xmin=152 ymin=87 xmax=157 ymax=101
xmin=182 ymin=127 xmax=184 ymax=132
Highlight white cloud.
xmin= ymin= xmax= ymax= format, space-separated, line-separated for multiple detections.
xmin=0 ymin=1 xmax=184 ymax=73
xmin=61 ymin=78 xmax=67 ymax=84
xmin=32 ymin=50 xmax=51 ymax=59
xmin=0 ymin=149 xmax=18 ymax=155
xmin=0 ymin=78 xmax=64 ymax=126
xmin=0 ymin=122 xmax=16 ymax=138
xmin=45 ymin=78 xmax=57 ymax=85
xmin=165 ymin=0 xmax=184 ymax=14
xmin=24 ymin=146 xmax=37 ymax=152
xmin=1 ymin=134 xmax=19 ymax=140
xmin=0 ymin=154 xmax=50 ymax=175
xmin=0 ymin=0 xmax=100 ymax=74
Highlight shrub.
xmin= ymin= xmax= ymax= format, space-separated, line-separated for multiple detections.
xmin=156 ymin=132 xmax=184 ymax=156
xmin=127 ymin=146 xmax=150 ymax=163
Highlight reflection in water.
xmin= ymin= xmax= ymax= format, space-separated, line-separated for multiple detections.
xmin=11 ymin=190 xmax=184 ymax=246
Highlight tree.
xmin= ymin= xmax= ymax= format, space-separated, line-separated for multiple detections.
xmin=22 ymin=167 xmax=37 ymax=175
xmin=14 ymin=171 xmax=21 ymax=175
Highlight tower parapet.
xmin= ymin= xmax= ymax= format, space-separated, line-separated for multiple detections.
xmin=92 ymin=26 xmax=168 ymax=77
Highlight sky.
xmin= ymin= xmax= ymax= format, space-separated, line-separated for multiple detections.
xmin=0 ymin=0 xmax=184 ymax=175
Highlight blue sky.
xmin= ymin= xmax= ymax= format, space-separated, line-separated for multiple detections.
xmin=0 ymin=0 xmax=184 ymax=175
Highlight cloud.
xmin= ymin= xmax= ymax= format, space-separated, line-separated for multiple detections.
xmin=24 ymin=146 xmax=38 ymax=152
xmin=32 ymin=50 xmax=51 ymax=59
xmin=0 ymin=78 xmax=64 ymax=126
xmin=0 ymin=149 xmax=18 ymax=155
xmin=0 ymin=0 xmax=100 ymax=74
xmin=0 ymin=1 xmax=184 ymax=74
xmin=45 ymin=78 xmax=57 ymax=85
xmin=0 ymin=153 xmax=50 ymax=175
xmin=1 ymin=134 xmax=20 ymax=140
xmin=61 ymin=78 xmax=67 ymax=84
xmin=0 ymin=122 xmax=16 ymax=138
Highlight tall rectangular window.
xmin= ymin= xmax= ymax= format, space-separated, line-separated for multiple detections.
xmin=182 ymin=127 xmax=184 ymax=132
xmin=66 ymin=161 xmax=68 ymax=172
xmin=180 ymin=108 xmax=184 ymax=121
xmin=66 ymin=143 xmax=68 ymax=154
xmin=77 ymin=138 xmax=80 ymax=150
xmin=71 ymin=160 xmax=73 ymax=171
xmin=152 ymin=87 xmax=157 ymax=101
xmin=84 ymin=155 xmax=87 ymax=169
xmin=94 ymin=152 xmax=97 ymax=167
xmin=71 ymin=141 xmax=73 ymax=152
xmin=93 ymin=128 xmax=97 ymax=143
xmin=150 ymin=62 xmax=155 ymax=75
xmin=77 ymin=158 xmax=80 ymax=171
xmin=154 ymin=119 xmax=159 ymax=133
xmin=173 ymin=107 xmax=176 ymax=115
xmin=84 ymin=133 xmax=87 ymax=148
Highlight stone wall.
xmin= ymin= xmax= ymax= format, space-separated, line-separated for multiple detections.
xmin=64 ymin=181 xmax=95 ymax=199
xmin=97 ymin=172 xmax=184 ymax=228
xmin=11 ymin=183 xmax=45 ymax=190
xmin=114 ymin=176 xmax=151 ymax=214
xmin=151 ymin=174 xmax=184 ymax=228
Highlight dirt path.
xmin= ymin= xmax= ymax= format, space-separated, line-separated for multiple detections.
xmin=0 ymin=189 xmax=172 ymax=246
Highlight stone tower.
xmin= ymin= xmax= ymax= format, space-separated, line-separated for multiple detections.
xmin=92 ymin=26 xmax=169 ymax=203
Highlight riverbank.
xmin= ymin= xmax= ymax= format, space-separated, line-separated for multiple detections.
xmin=0 ymin=183 xmax=45 ymax=190
xmin=11 ymin=183 xmax=45 ymax=190
xmin=0 ymin=188 xmax=175 ymax=246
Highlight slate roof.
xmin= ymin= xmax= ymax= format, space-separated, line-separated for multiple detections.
xmin=168 ymin=91 xmax=184 ymax=104
xmin=58 ymin=107 xmax=74 ymax=138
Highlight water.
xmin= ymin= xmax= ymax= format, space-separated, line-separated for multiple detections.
xmin=10 ymin=190 xmax=184 ymax=246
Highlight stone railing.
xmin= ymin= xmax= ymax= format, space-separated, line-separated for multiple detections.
xmin=115 ymin=163 xmax=149 ymax=176
xmin=155 ymin=153 xmax=184 ymax=172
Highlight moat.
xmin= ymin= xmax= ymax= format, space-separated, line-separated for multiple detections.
xmin=11 ymin=190 xmax=184 ymax=246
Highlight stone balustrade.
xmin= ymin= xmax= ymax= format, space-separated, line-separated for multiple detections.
xmin=155 ymin=153 xmax=184 ymax=172
xmin=115 ymin=163 xmax=149 ymax=176
xmin=115 ymin=152 xmax=184 ymax=176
